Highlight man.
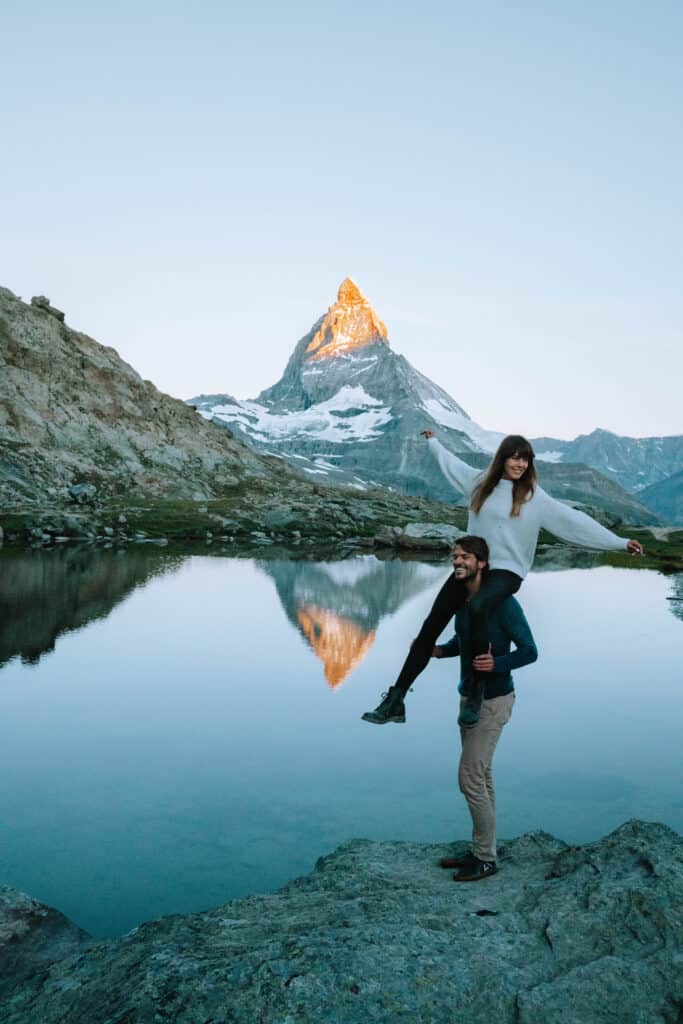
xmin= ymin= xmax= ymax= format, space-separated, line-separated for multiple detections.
xmin=367 ymin=536 xmax=538 ymax=882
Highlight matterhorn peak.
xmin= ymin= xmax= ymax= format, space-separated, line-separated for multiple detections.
xmin=305 ymin=278 xmax=388 ymax=362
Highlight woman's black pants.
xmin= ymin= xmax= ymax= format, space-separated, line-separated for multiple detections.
xmin=393 ymin=569 xmax=522 ymax=696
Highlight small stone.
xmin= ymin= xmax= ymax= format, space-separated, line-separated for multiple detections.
xmin=31 ymin=295 xmax=65 ymax=321
xmin=68 ymin=483 xmax=97 ymax=505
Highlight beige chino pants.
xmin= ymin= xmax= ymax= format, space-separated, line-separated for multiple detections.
xmin=458 ymin=692 xmax=515 ymax=863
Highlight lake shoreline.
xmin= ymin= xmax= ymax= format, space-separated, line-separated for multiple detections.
xmin=1 ymin=498 xmax=682 ymax=572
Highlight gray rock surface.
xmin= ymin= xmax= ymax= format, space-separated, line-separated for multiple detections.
xmin=0 ymin=287 xmax=298 ymax=508
xmin=1 ymin=820 xmax=681 ymax=1023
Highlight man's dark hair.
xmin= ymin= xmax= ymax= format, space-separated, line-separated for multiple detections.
xmin=454 ymin=535 xmax=489 ymax=565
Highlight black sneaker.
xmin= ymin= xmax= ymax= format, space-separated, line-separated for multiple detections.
xmin=361 ymin=686 xmax=406 ymax=724
xmin=452 ymin=857 xmax=497 ymax=882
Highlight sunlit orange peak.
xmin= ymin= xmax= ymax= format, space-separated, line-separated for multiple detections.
xmin=296 ymin=605 xmax=376 ymax=688
xmin=305 ymin=278 xmax=389 ymax=362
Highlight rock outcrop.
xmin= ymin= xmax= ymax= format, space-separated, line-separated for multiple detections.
xmin=1 ymin=820 xmax=681 ymax=1023
xmin=0 ymin=287 xmax=297 ymax=508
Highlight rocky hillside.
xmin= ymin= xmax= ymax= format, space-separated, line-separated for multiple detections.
xmin=640 ymin=469 xmax=683 ymax=525
xmin=190 ymin=279 xmax=660 ymax=524
xmin=1 ymin=820 xmax=681 ymax=1023
xmin=0 ymin=288 xmax=299 ymax=508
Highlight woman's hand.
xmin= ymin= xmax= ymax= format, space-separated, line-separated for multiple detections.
xmin=421 ymin=430 xmax=435 ymax=439
xmin=626 ymin=539 xmax=644 ymax=555
xmin=432 ymin=645 xmax=444 ymax=658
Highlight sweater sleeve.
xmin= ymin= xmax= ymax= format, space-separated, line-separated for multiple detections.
xmin=492 ymin=602 xmax=538 ymax=675
xmin=427 ymin=438 xmax=480 ymax=499
xmin=538 ymin=490 xmax=629 ymax=551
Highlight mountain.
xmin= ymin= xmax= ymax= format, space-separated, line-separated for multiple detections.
xmin=192 ymin=278 xmax=503 ymax=500
xmin=0 ymin=288 xmax=300 ymax=508
xmin=191 ymin=279 xmax=659 ymax=524
xmin=256 ymin=555 xmax=443 ymax=687
xmin=639 ymin=469 xmax=683 ymax=525
xmin=532 ymin=429 xmax=683 ymax=493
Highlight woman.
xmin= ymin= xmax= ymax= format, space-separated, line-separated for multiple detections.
xmin=362 ymin=431 xmax=643 ymax=728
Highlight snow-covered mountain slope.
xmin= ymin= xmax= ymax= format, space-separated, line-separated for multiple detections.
xmin=189 ymin=278 xmax=660 ymax=523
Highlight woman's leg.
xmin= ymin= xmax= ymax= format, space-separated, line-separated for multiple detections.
xmin=458 ymin=571 xmax=522 ymax=728
xmin=393 ymin=572 xmax=467 ymax=696
xmin=468 ymin=570 xmax=522 ymax=660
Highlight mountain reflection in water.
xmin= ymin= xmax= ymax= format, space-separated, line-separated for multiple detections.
xmin=0 ymin=546 xmax=186 ymax=668
xmin=257 ymin=555 xmax=445 ymax=686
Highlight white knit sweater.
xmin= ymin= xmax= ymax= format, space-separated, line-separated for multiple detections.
xmin=428 ymin=438 xmax=628 ymax=578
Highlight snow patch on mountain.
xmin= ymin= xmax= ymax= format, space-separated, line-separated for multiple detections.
xmin=535 ymin=450 xmax=564 ymax=463
xmin=421 ymin=399 xmax=504 ymax=452
xmin=202 ymin=385 xmax=392 ymax=445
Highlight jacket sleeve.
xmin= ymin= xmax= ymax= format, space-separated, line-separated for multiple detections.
xmin=538 ymin=489 xmax=628 ymax=551
xmin=493 ymin=603 xmax=538 ymax=674
xmin=427 ymin=438 xmax=480 ymax=499
xmin=439 ymin=634 xmax=460 ymax=658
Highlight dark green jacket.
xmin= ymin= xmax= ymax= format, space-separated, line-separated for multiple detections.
xmin=439 ymin=596 xmax=538 ymax=699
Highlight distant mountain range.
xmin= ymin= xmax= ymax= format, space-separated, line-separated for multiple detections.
xmin=533 ymin=430 xmax=683 ymax=494
xmin=191 ymin=278 xmax=680 ymax=524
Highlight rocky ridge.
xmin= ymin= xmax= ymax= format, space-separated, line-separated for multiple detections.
xmin=1 ymin=820 xmax=681 ymax=1023
xmin=0 ymin=287 xmax=298 ymax=508
xmin=533 ymin=429 xmax=683 ymax=495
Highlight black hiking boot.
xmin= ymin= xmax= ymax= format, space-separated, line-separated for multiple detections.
xmin=458 ymin=679 xmax=484 ymax=729
xmin=361 ymin=686 xmax=406 ymax=724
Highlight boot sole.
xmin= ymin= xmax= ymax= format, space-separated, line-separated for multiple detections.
xmin=361 ymin=714 xmax=406 ymax=724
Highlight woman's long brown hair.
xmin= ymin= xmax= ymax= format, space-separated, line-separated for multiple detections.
xmin=470 ymin=435 xmax=537 ymax=517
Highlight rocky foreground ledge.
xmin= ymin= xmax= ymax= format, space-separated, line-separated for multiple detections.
xmin=1 ymin=821 xmax=682 ymax=1024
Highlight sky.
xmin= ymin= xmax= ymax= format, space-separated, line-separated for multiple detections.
xmin=2 ymin=1 xmax=681 ymax=440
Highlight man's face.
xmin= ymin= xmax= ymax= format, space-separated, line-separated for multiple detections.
xmin=452 ymin=545 xmax=487 ymax=581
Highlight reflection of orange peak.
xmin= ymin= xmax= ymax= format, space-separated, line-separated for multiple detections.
xmin=305 ymin=278 xmax=388 ymax=363
xmin=297 ymin=605 xmax=376 ymax=687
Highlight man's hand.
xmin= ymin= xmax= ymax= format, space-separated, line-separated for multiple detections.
xmin=432 ymin=645 xmax=444 ymax=658
xmin=627 ymin=539 xmax=644 ymax=555
xmin=473 ymin=644 xmax=494 ymax=673
xmin=421 ymin=430 xmax=435 ymax=439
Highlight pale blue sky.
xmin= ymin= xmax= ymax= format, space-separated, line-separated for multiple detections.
xmin=2 ymin=1 xmax=681 ymax=439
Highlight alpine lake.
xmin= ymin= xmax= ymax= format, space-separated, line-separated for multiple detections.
xmin=1 ymin=541 xmax=681 ymax=937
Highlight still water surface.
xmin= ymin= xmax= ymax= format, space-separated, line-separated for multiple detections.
xmin=1 ymin=546 xmax=681 ymax=936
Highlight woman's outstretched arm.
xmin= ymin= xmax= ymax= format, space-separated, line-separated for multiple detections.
xmin=538 ymin=490 xmax=644 ymax=554
xmin=422 ymin=432 xmax=481 ymax=499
